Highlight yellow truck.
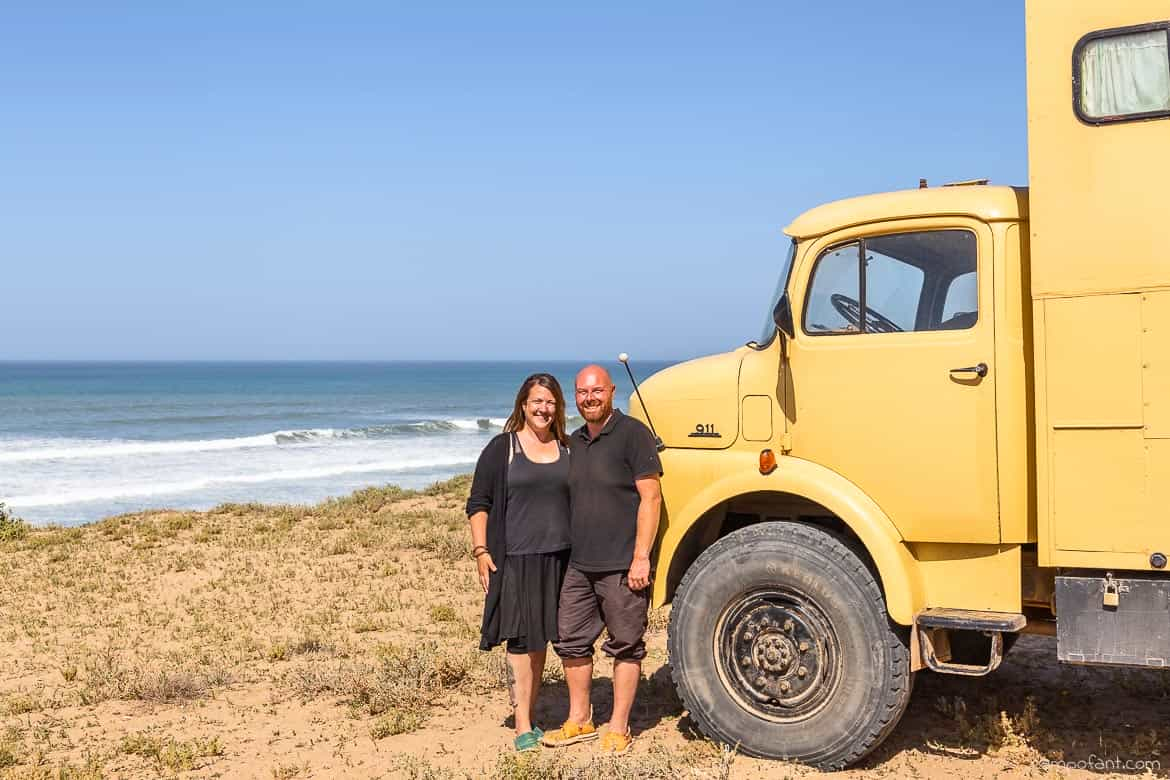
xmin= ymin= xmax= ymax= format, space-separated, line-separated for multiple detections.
xmin=630 ymin=0 xmax=1170 ymax=768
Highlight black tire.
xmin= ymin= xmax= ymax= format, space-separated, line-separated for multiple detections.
xmin=668 ymin=522 xmax=914 ymax=770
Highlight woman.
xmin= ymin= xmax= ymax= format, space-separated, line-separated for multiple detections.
xmin=466 ymin=373 xmax=571 ymax=752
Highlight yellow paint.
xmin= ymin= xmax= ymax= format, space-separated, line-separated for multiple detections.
xmin=740 ymin=395 xmax=772 ymax=442
xmin=635 ymin=350 xmax=742 ymax=450
xmin=1026 ymin=0 xmax=1170 ymax=299
xmin=644 ymin=447 xmax=924 ymax=625
xmin=786 ymin=217 xmax=1001 ymax=544
xmin=908 ymin=543 xmax=1022 ymax=613
xmin=994 ymin=223 xmax=1035 ymax=544
xmin=1028 ymin=0 xmax=1170 ymax=568
xmin=1044 ymin=295 xmax=1143 ymax=428
xmin=785 ymin=186 xmax=1027 ymax=240
xmin=1052 ymin=428 xmax=1145 ymax=553
xmin=628 ymin=0 xmax=1170 ymax=628
xmin=1142 ymin=292 xmax=1170 ymax=439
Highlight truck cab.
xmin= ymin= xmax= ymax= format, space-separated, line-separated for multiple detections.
xmin=641 ymin=185 xmax=1033 ymax=622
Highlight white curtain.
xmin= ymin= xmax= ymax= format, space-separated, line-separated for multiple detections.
xmin=1081 ymin=29 xmax=1170 ymax=118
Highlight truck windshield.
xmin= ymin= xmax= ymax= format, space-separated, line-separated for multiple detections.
xmin=757 ymin=239 xmax=797 ymax=345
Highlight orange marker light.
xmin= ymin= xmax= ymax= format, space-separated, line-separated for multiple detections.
xmin=759 ymin=449 xmax=777 ymax=475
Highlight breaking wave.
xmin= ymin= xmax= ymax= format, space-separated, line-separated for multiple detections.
xmin=6 ymin=454 xmax=480 ymax=508
xmin=0 ymin=418 xmax=507 ymax=464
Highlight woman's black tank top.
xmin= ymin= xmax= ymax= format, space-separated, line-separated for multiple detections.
xmin=505 ymin=433 xmax=571 ymax=555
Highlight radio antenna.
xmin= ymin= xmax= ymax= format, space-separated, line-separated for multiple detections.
xmin=618 ymin=352 xmax=664 ymax=451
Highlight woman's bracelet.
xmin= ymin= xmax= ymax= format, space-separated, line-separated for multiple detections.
xmin=472 ymin=545 xmax=489 ymax=558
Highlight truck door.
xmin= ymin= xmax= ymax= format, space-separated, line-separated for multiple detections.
xmin=788 ymin=219 xmax=1000 ymax=543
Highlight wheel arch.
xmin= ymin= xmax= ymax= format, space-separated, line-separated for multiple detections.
xmin=653 ymin=451 xmax=924 ymax=625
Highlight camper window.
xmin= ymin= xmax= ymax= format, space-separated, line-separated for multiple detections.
xmin=1075 ymin=24 xmax=1170 ymax=124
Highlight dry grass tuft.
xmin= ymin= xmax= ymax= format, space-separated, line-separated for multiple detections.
xmin=120 ymin=730 xmax=224 ymax=773
xmin=380 ymin=739 xmax=737 ymax=780
xmin=1 ymin=755 xmax=106 ymax=780
xmin=388 ymin=753 xmax=462 ymax=780
xmin=386 ymin=742 xmax=738 ymax=780
xmin=0 ymin=739 xmax=18 ymax=769
xmin=76 ymin=646 xmax=232 ymax=705
xmin=270 ymin=762 xmax=308 ymax=779
xmin=370 ymin=708 xmax=428 ymax=739
xmin=929 ymin=693 xmax=1060 ymax=765
xmin=1 ymin=695 xmax=42 ymax=717
xmin=286 ymin=639 xmax=489 ymax=719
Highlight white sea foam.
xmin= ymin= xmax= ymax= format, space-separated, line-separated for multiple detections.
xmin=6 ymin=454 xmax=479 ymax=508
xmin=0 ymin=418 xmax=506 ymax=464
xmin=0 ymin=433 xmax=278 ymax=463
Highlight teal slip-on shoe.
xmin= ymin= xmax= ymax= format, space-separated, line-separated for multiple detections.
xmin=514 ymin=729 xmax=542 ymax=752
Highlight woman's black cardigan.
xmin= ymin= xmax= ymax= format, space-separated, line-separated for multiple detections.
xmin=466 ymin=433 xmax=512 ymax=651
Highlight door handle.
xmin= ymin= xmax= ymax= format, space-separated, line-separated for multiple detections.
xmin=949 ymin=362 xmax=988 ymax=378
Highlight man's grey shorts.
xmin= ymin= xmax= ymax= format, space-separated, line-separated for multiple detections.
xmin=552 ymin=565 xmax=650 ymax=661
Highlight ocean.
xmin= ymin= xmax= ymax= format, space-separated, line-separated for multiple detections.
xmin=0 ymin=360 xmax=676 ymax=526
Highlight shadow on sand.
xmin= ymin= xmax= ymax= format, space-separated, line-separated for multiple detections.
xmin=506 ymin=637 xmax=1169 ymax=776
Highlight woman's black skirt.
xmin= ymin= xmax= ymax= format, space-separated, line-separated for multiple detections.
xmin=488 ymin=549 xmax=570 ymax=652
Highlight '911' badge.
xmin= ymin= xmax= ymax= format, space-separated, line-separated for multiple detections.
xmin=688 ymin=423 xmax=721 ymax=438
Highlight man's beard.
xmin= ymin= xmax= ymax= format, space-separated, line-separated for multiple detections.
xmin=580 ymin=401 xmax=612 ymax=422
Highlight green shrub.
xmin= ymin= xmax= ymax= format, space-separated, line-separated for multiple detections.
xmin=0 ymin=502 xmax=29 ymax=542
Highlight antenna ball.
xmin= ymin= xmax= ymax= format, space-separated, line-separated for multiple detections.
xmin=618 ymin=352 xmax=629 ymax=363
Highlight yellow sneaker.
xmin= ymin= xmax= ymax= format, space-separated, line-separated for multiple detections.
xmin=540 ymin=719 xmax=598 ymax=747
xmin=598 ymin=728 xmax=633 ymax=754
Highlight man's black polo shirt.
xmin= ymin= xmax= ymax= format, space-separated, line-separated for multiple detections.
xmin=568 ymin=408 xmax=663 ymax=572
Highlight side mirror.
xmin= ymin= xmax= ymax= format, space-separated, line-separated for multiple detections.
xmin=772 ymin=293 xmax=795 ymax=339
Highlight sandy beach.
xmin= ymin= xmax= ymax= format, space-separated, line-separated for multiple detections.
xmin=0 ymin=477 xmax=1166 ymax=779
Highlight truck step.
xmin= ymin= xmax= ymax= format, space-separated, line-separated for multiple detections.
xmin=915 ymin=609 xmax=1026 ymax=677
xmin=916 ymin=608 xmax=1027 ymax=633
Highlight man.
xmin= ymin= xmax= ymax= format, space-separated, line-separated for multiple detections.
xmin=541 ymin=364 xmax=662 ymax=755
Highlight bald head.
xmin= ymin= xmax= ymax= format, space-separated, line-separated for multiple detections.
xmin=576 ymin=364 xmax=613 ymax=387
xmin=575 ymin=364 xmax=616 ymax=425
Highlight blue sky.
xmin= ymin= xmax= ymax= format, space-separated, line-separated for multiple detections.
xmin=1 ymin=2 xmax=1026 ymax=361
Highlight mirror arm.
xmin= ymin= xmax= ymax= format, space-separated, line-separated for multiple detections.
xmin=772 ymin=293 xmax=796 ymax=340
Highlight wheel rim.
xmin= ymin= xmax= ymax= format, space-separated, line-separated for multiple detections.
xmin=713 ymin=587 xmax=840 ymax=722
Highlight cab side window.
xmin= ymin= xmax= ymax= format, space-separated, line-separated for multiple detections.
xmin=862 ymin=245 xmax=925 ymax=332
xmin=804 ymin=243 xmax=861 ymax=334
xmin=803 ymin=229 xmax=977 ymax=335
xmin=942 ymin=271 xmax=977 ymax=324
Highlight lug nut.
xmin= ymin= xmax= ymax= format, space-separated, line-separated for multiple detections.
xmin=784 ymin=620 xmax=794 ymax=632
xmin=799 ymin=641 xmax=809 ymax=652
xmin=797 ymin=666 xmax=808 ymax=678
xmin=755 ymin=676 xmax=766 ymax=687
xmin=779 ymin=681 xmax=791 ymax=693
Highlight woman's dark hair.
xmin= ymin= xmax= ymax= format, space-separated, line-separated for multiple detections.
xmin=504 ymin=373 xmax=568 ymax=445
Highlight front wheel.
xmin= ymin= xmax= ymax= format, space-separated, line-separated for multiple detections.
xmin=668 ymin=522 xmax=913 ymax=770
